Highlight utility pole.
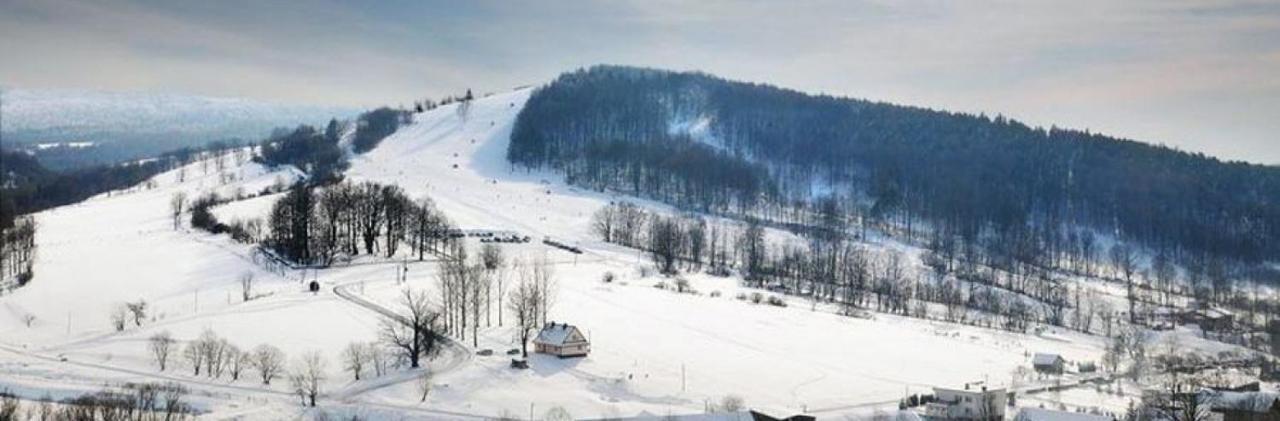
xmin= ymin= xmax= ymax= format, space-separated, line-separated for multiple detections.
xmin=681 ymin=363 xmax=686 ymax=393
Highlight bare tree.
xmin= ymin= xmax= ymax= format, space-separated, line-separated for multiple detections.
xmin=183 ymin=342 xmax=204 ymax=376
xmin=252 ymin=344 xmax=286 ymax=385
xmin=1109 ymin=244 xmax=1138 ymax=323
xmin=110 ymin=305 xmax=128 ymax=332
xmin=480 ymin=244 xmax=505 ymax=327
xmin=126 ymin=300 xmax=147 ymax=327
xmin=1153 ymin=251 xmax=1176 ymax=308
xmin=531 ymin=257 xmax=557 ymax=325
xmin=381 ymin=288 xmax=441 ymax=369
xmin=148 ymin=331 xmax=176 ymax=371
xmin=289 ymin=351 xmax=327 ymax=407
xmin=197 ymin=331 xmax=228 ymax=378
xmin=341 ymin=342 xmax=368 ymax=381
xmin=416 ymin=370 xmax=433 ymax=402
xmin=227 ymin=345 xmax=250 ymax=381
xmin=239 ymin=272 xmax=255 ymax=302
xmin=1144 ymin=372 xmax=1212 ymax=421
xmin=468 ymin=260 xmax=489 ymax=347
xmin=508 ymin=272 xmax=542 ymax=359
xmin=590 ymin=204 xmax=617 ymax=242
xmin=367 ymin=342 xmax=389 ymax=377
xmin=170 ymin=192 xmax=187 ymax=230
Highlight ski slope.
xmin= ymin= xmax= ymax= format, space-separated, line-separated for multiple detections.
xmin=0 ymin=86 xmax=1248 ymax=419
xmin=342 ymin=89 xmax=1115 ymax=416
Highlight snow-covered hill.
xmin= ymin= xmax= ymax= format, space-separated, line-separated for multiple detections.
xmin=0 ymin=87 xmax=1252 ymax=420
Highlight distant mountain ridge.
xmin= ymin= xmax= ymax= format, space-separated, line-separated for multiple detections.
xmin=1 ymin=88 xmax=358 ymax=168
xmin=2 ymin=88 xmax=355 ymax=134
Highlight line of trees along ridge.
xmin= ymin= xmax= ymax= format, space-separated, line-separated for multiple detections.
xmin=510 ymin=65 xmax=1280 ymax=275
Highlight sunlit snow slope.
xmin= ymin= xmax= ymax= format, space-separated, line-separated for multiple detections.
xmin=343 ymin=89 xmax=1111 ymax=416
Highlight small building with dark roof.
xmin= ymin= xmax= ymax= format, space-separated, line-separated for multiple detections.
xmin=1032 ymin=353 xmax=1066 ymax=375
xmin=534 ymin=322 xmax=590 ymax=358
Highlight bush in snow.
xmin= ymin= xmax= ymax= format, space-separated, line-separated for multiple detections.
xmin=543 ymin=407 xmax=573 ymax=421
xmin=674 ymin=277 xmax=690 ymax=293
xmin=601 ymin=271 xmax=615 ymax=283
xmin=750 ymin=292 xmax=763 ymax=304
xmin=110 ymin=305 xmax=128 ymax=331
xmin=720 ymin=395 xmax=745 ymax=412
xmin=710 ymin=290 xmax=722 ymax=298
xmin=767 ymin=296 xmax=787 ymax=307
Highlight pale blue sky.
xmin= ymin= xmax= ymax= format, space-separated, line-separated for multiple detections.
xmin=1 ymin=0 xmax=1277 ymax=164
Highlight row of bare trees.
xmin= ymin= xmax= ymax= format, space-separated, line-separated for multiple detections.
xmin=146 ymin=329 xmax=331 ymax=407
xmin=1 ymin=382 xmax=194 ymax=420
xmin=431 ymin=243 xmax=557 ymax=355
xmin=110 ymin=300 xmax=148 ymax=332
xmin=590 ymin=202 xmax=1114 ymax=336
xmin=592 ymin=202 xmax=743 ymax=276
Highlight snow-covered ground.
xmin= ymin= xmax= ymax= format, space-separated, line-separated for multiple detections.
xmin=0 ymin=87 xmax=1254 ymax=419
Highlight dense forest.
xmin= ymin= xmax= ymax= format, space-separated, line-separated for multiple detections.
xmin=351 ymin=108 xmax=410 ymax=154
xmin=511 ymin=66 xmax=1280 ymax=278
xmin=257 ymin=121 xmax=347 ymax=183
xmin=256 ymin=108 xmax=410 ymax=182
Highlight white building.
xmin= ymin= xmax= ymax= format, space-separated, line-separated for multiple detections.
xmin=534 ymin=322 xmax=590 ymax=358
xmin=926 ymin=385 xmax=1007 ymax=421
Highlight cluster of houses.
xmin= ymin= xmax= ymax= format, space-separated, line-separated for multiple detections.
xmin=527 ymin=323 xmax=1280 ymax=421
xmin=918 ymin=383 xmax=1280 ymax=421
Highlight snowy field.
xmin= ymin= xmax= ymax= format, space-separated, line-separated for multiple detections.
xmin=0 ymin=87 xmax=1250 ymax=419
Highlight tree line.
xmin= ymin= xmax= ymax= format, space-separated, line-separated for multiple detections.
xmin=513 ymin=65 xmax=1280 ymax=288
xmin=264 ymin=181 xmax=454 ymax=266
xmin=0 ymin=382 xmax=194 ymax=420
xmin=594 ymin=201 xmax=1149 ymax=337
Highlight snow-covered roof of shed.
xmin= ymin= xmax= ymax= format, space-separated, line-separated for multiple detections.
xmin=1032 ymin=353 xmax=1063 ymax=365
xmin=534 ymin=322 xmax=586 ymax=346
xmin=1015 ymin=408 xmax=1112 ymax=421
xmin=1201 ymin=307 xmax=1234 ymax=319
xmin=1202 ymin=390 xmax=1280 ymax=413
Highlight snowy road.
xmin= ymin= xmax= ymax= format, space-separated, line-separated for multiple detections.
xmin=330 ymin=282 xmax=474 ymax=400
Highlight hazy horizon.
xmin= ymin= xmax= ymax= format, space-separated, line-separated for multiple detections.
xmin=2 ymin=0 xmax=1277 ymax=164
